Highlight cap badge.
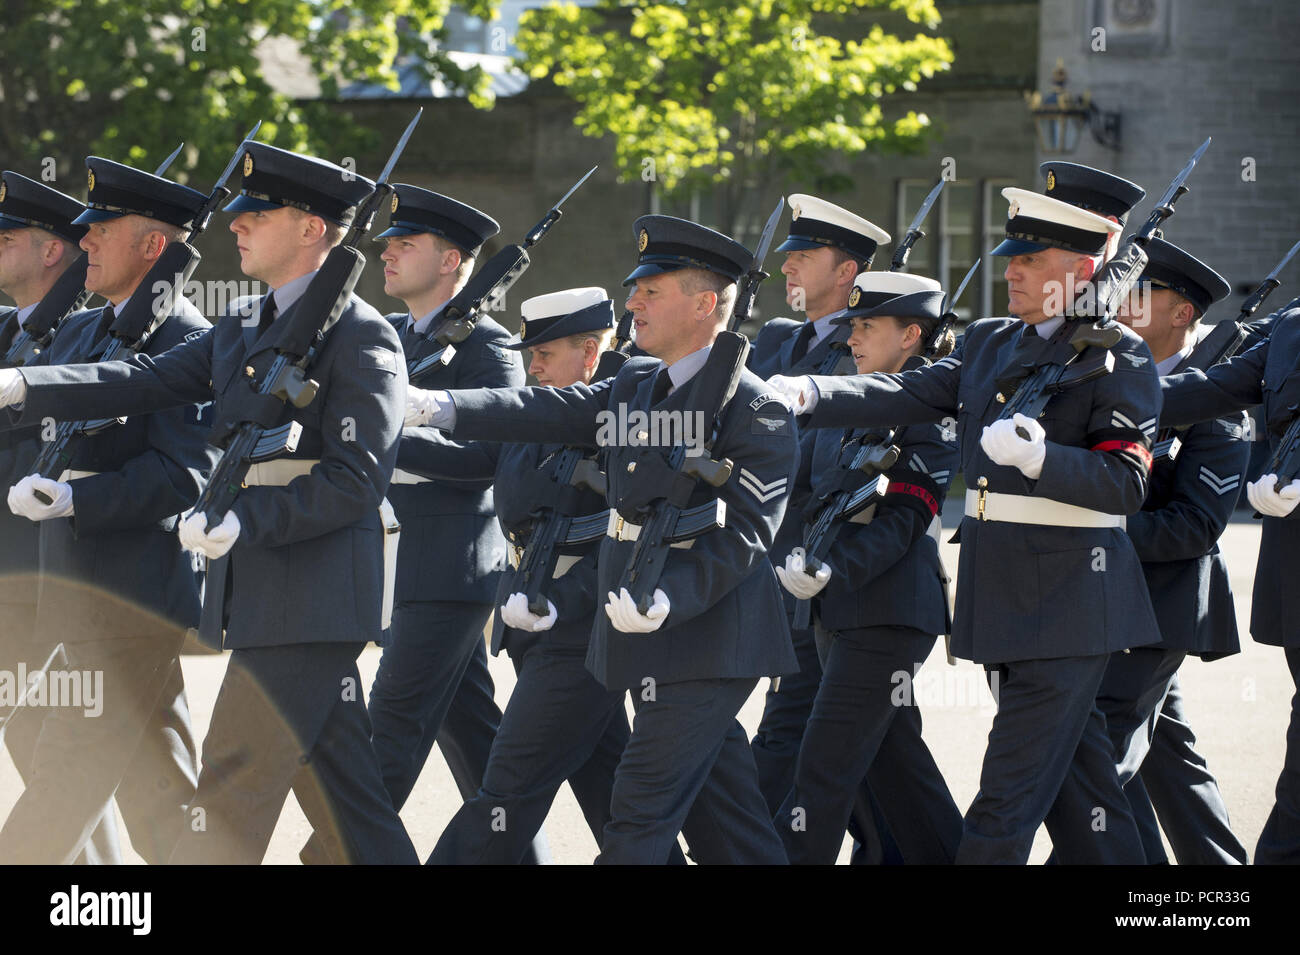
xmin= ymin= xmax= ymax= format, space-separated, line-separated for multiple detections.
xmin=848 ymin=287 xmax=861 ymax=308
xmin=791 ymin=205 xmax=801 ymax=221
xmin=243 ymin=152 xmax=253 ymax=177
xmin=519 ymin=320 xmax=528 ymax=340
xmin=1046 ymin=170 xmax=1056 ymax=191
xmin=87 ymin=169 xmax=96 ymax=192
xmin=390 ymin=193 xmax=399 ymax=214
xmin=1007 ymin=199 xmax=1019 ymax=219
xmin=0 ymin=182 xmax=6 ymax=204
xmin=637 ymin=228 xmax=649 ymax=252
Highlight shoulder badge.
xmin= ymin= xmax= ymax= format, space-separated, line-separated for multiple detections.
xmin=637 ymin=228 xmax=649 ymax=252
xmin=87 ymin=168 xmax=96 ymax=192
xmin=749 ymin=392 xmax=790 ymax=412
xmin=1121 ymin=352 xmax=1149 ymax=367
xmin=243 ymin=152 xmax=253 ymax=177
xmin=184 ymin=328 xmax=207 ymax=343
xmin=1046 ymin=169 xmax=1056 ymax=191
xmin=848 ymin=287 xmax=861 ymax=308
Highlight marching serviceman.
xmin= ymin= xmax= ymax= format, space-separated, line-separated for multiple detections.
xmin=408 ymin=288 xmax=672 ymax=863
xmin=773 ymin=270 xmax=964 ymax=864
xmin=300 ymin=183 xmax=536 ymax=863
xmin=768 ymin=183 xmax=1160 ymax=864
xmin=1047 ymin=237 xmax=1249 ymax=864
xmin=0 ymin=171 xmax=124 ymax=864
xmin=746 ymin=196 xmax=890 ymax=814
xmin=0 ymin=143 xmax=419 ymax=863
xmin=1156 ymin=294 xmax=1300 ymax=864
xmin=0 ymin=159 xmax=214 ymax=864
xmin=409 ymin=216 xmax=800 ymax=863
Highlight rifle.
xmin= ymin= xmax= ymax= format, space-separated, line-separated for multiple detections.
xmin=3 ymin=141 xmax=189 ymax=368
xmin=591 ymin=307 xmax=635 ymax=381
xmin=615 ymin=331 xmax=751 ymax=615
xmin=729 ymin=197 xmax=786 ymax=334
xmin=813 ymin=180 xmax=945 ymax=376
xmin=790 ymin=260 xmax=979 ymax=629
xmin=189 ymin=111 xmax=421 ymax=531
xmin=1154 ymin=239 xmax=1298 ymax=461
xmin=27 ymin=129 xmax=261 ymax=503
xmin=997 ymin=138 xmax=1212 ymax=439
xmin=406 ymin=166 xmax=598 ymax=384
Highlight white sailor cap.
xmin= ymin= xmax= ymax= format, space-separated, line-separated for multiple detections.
xmin=511 ymin=287 xmax=615 ymax=350
xmin=993 ymin=187 xmax=1121 ymax=256
xmin=779 ymin=194 xmax=892 ymax=265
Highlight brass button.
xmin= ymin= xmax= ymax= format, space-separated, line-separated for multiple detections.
xmin=626 ymin=462 xmax=636 ymax=473
xmin=995 ymin=392 xmax=1006 ymax=403
xmin=245 ymin=366 xmax=255 ymax=377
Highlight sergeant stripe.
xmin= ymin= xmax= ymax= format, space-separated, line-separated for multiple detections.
xmin=885 ymin=481 xmax=939 ymax=517
xmin=1092 ymin=439 xmax=1153 ymax=472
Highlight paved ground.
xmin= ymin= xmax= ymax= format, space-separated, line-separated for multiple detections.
xmin=0 ymin=507 xmax=1291 ymax=863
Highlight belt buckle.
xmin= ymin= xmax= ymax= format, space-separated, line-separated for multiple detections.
xmin=614 ymin=515 xmax=626 ymax=541
xmin=976 ymin=477 xmax=988 ymax=521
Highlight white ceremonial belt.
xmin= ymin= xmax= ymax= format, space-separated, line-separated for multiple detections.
xmin=239 ymin=457 xmax=399 ymax=630
xmin=57 ymin=470 xmax=101 ymax=482
xmin=389 ymin=468 xmax=431 ymax=485
xmin=506 ymin=548 xmax=581 ymax=578
xmin=605 ymin=511 xmax=696 ymax=549
xmin=242 ymin=459 xmax=318 ymax=486
xmin=964 ymin=489 xmax=1125 ymax=529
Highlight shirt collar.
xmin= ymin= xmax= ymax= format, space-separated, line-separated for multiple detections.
xmin=1156 ymin=340 xmax=1196 ymax=377
xmin=269 ymin=270 xmax=318 ymax=316
xmin=664 ymin=343 xmax=712 ymax=394
xmin=15 ymin=302 xmax=38 ymax=324
xmin=1033 ymin=315 xmax=1066 ymax=339
xmin=810 ymin=309 xmax=845 ymax=344
xmin=408 ymin=298 xmax=451 ymax=336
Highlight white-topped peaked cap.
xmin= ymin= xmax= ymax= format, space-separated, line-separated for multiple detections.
xmin=994 ymin=186 xmax=1122 ymax=256
xmin=840 ymin=270 xmax=942 ymax=313
xmin=779 ymin=194 xmax=892 ymax=264
xmin=511 ymin=286 xmax=615 ymax=350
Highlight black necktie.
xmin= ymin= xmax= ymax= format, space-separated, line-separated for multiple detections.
xmin=92 ymin=304 xmax=117 ymax=357
xmin=650 ymin=368 xmax=673 ymax=405
xmin=402 ymin=319 xmax=420 ymax=352
xmin=790 ymin=321 xmax=817 ymax=363
xmin=257 ymin=292 xmax=278 ymax=337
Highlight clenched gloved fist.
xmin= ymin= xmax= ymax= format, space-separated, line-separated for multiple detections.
xmin=499 ymin=592 xmax=558 ymax=633
xmin=1247 ymin=473 xmax=1300 ymax=518
xmin=604 ymin=587 xmax=669 ymax=634
xmin=980 ymin=413 xmax=1046 ymax=479
xmin=404 ymin=387 xmax=451 ymax=428
xmin=7 ymin=475 xmax=74 ymax=521
xmin=775 ymin=547 xmax=832 ymax=600
xmin=0 ymin=368 xmax=27 ymax=409
xmin=178 ymin=509 xmax=241 ymax=560
xmin=766 ymin=374 xmax=816 ymax=414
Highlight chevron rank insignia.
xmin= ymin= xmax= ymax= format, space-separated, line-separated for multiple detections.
xmin=1111 ymin=410 xmax=1157 ymax=438
xmin=738 ymin=468 xmax=787 ymax=504
xmin=1121 ymin=352 xmax=1149 ymax=367
xmin=907 ymin=453 xmax=950 ymax=484
xmin=1198 ymin=466 xmax=1240 ymax=497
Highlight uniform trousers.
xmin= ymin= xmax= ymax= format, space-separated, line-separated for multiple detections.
xmin=169 ymin=641 xmax=417 ymax=864
xmin=1103 ymin=649 xmax=1244 ymax=864
xmin=1126 ymin=673 xmax=1247 ymax=864
xmin=957 ymin=653 xmax=1144 ymax=864
xmin=776 ymin=624 xmax=961 ymax=864
xmin=0 ymin=623 xmax=197 ymax=864
xmin=429 ymin=633 xmax=635 ymax=864
xmin=1256 ymin=646 xmax=1300 ymax=864
xmin=750 ymin=614 xmax=821 ymax=812
xmin=598 ymin=676 xmax=787 ymax=865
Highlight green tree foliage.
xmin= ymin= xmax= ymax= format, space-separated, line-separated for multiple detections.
xmin=0 ymin=0 xmax=498 ymax=186
xmin=517 ymin=0 xmax=953 ymax=236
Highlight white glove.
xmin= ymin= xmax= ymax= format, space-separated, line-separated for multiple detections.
xmin=766 ymin=374 xmax=817 ymax=414
xmin=404 ymin=387 xmax=450 ymax=428
xmin=980 ymin=413 xmax=1047 ymax=479
xmin=177 ymin=508 xmax=241 ymax=559
xmin=0 ymin=368 xmax=27 ymax=408
xmin=774 ymin=547 xmax=832 ymax=600
xmin=1247 ymin=473 xmax=1300 ymax=518
xmin=499 ymin=592 xmax=558 ymax=633
xmin=604 ymin=586 xmax=670 ymax=634
xmin=7 ymin=474 xmax=74 ymax=521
